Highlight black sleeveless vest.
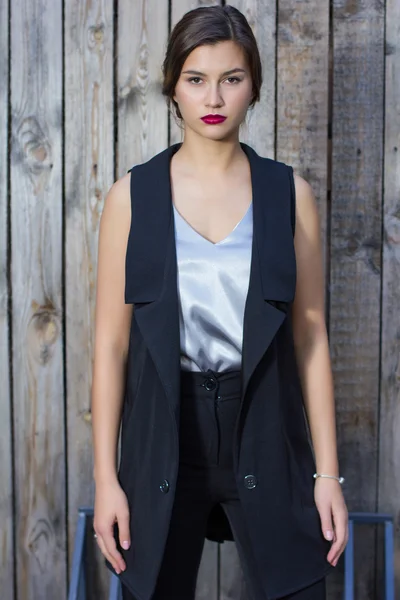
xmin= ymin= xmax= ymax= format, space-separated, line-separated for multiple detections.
xmin=107 ymin=142 xmax=333 ymax=599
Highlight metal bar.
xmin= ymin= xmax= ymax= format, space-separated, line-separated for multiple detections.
xmin=343 ymin=518 xmax=354 ymax=600
xmin=68 ymin=511 xmax=88 ymax=600
xmin=384 ymin=520 xmax=395 ymax=600
xmin=109 ymin=574 xmax=122 ymax=600
xmin=348 ymin=512 xmax=393 ymax=524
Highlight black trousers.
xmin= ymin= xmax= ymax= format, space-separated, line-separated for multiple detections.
xmin=121 ymin=368 xmax=326 ymax=600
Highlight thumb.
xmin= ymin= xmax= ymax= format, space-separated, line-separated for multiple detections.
xmin=318 ymin=506 xmax=334 ymax=541
xmin=117 ymin=508 xmax=131 ymax=551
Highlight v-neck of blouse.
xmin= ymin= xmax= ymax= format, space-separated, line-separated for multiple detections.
xmin=172 ymin=202 xmax=253 ymax=247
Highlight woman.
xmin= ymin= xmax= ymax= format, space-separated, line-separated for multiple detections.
xmin=92 ymin=5 xmax=348 ymax=600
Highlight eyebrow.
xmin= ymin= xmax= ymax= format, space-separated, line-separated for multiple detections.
xmin=181 ymin=68 xmax=247 ymax=76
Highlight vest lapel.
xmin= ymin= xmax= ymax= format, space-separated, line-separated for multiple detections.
xmin=240 ymin=143 xmax=296 ymax=402
xmin=125 ymin=142 xmax=296 ymax=425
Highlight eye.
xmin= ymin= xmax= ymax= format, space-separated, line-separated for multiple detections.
xmin=225 ymin=77 xmax=242 ymax=84
xmin=188 ymin=77 xmax=202 ymax=84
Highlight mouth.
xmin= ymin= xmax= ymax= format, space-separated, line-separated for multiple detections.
xmin=200 ymin=115 xmax=227 ymax=125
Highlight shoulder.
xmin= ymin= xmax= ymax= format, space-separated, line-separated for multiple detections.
xmin=289 ymin=172 xmax=321 ymax=243
xmin=101 ymin=171 xmax=131 ymax=225
xmin=291 ymin=172 xmax=318 ymax=218
xmin=127 ymin=145 xmax=172 ymax=174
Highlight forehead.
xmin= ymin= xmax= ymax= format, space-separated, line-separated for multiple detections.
xmin=181 ymin=41 xmax=248 ymax=73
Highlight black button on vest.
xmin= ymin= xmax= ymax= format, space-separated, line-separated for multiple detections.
xmin=244 ymin=474 xmax=258 ymax=489
xmin=159 ymin=479 xmax=169 ymax=493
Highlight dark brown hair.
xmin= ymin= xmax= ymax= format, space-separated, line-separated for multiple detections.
xmin=162 ymin=5 xmax=263 ymax=121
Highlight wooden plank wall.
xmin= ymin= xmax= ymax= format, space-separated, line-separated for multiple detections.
xmin=1 ymin=1 xmax=398 ymax=599
xmin=0 ymin=0 xmax=13 ymax=598
xmin=10 ymin=1 xmax=66 ymax=599
xmin=64 ymin=1 xmax=115 ymax=597
xmin=329 ymin=2 xmax=385 ymax=598
xmin=379 ymin=0 xmax=400 ymax=592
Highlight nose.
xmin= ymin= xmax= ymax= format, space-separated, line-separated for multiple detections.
xmin=205 ymin=83 xmax=224 ymax=108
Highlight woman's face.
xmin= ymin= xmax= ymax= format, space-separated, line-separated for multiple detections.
xmin=173 ymin=40 xmax=254 ymax=139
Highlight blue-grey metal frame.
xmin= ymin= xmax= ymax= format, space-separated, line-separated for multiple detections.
xmin=68 ymin=507 xmax=395 ymax=600
xmin=343 ymin=512 xmax=394 ymax=600
xmin=68 ymin=507 xmax=121 ymax=600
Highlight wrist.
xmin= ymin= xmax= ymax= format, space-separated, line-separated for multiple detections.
xmin=93 ymin=467 xmax=119 ymax=486
xmin=313 ymin=472 xmax=345 ymax=485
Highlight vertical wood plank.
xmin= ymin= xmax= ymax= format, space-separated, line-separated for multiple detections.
xmin=220 ymin=539 xmax=249 ymax=600
xmin=10 ymin=0 xmax=66 ymax=597
xmin=330 ymin=1 xmax=385 ymax=597
xmin=0 ymin=0 xmax=14 ymax=597
xmin=276 ymin=0 xmax=330 ymax=279
xmin=117 ymin=0 xmax=169 ymax=173
xmin=378 ymin=0 xmax=400 ymax=595
xmin=64 ymin=1 xmax=115 ymax=597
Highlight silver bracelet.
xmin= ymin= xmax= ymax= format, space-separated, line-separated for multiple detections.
xmin=313 ymin=472 xmax=345 ymax=485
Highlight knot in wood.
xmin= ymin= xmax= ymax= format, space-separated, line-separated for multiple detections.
xmin=28 ymin=304 xmax=60 ymax=365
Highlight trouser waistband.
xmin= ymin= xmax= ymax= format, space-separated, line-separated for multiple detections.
xmin=180 ymin=368 xmax=242 ymax=399
xmin=179 ymin=368 xmax=242 ymax=468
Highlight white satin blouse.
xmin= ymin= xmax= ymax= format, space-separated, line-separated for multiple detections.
xmin=173 ymin=202 xmax=253 ymax=373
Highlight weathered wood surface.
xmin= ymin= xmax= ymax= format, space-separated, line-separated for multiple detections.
xmin=330 ymin=1 xmax=385 ymax=598
xmin=117 ymin=0 xmax=169 ymax=174
xmin=378 ymin=0 xmax=400 ymax=598
xmin=2 ymin=1 xmax=399 ymax=598
xmin=0 ymin=0 xmax=13 ymax=598
xmin=277 ymin=0 xmax=330 ymax=283
xmin=10 ymin=0 xmax=66 ymax=598
xmin=64 ymin=0 xmax=115 ymax=597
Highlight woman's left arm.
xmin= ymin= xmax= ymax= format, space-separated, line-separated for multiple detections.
xmin=291 ymin=173 xmax=348 ymax=568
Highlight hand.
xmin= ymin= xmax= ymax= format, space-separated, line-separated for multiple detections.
xmin=314 ymin=477 xmax=349 ymax=567
xmin=93 ymin=478 xmax=131 ymax=574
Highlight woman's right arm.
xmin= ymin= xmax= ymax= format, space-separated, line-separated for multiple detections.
xmin=91 ymin=172 xmax=133 ymax=575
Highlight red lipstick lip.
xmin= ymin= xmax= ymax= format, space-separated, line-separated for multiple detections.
xmin=201 ymin=114 xmax=227 ymax=124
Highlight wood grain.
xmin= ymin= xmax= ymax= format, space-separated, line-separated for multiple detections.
xmin=117 ymin=0 xmax=169 ymax=173
xmin=0 ymin=0 xmax=13 ymax=597
xmin=378 ymin=0 xmax=400 ymax=595
xmin=10 ymin=0 xmax=66 ymax=597
xmin=64 ymin=0 xmax=115 ymax=597
xmin=2 ymin=2 xmax=398 ymax=598
xmin=277 ymin=0 xmax=330 ymax=284
xmin=330 ymin=1 xmax=385 ymax=597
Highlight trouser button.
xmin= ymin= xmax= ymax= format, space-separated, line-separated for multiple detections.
xmin=204 ymin=377 xmax=217 ymax=391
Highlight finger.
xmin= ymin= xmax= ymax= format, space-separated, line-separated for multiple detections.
xmin=117 ymin=509 xmax=131 ymax=551
xmin=327 ymin=536 xmax=342 ymax=564
xmin=336 ymin=525 xmax=349 ymax=561
xmin=102 ymin=529 xmax=126 ymax=572
xmin=318 ymin=505 xmax=334 ymax=543
xmin=318 ymin=505 xmax=338 ymax=565
xmin=329 ymin=512 xmax=348 ymax=564
xmin=96 ymin=534 xmax=122 ymax=574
